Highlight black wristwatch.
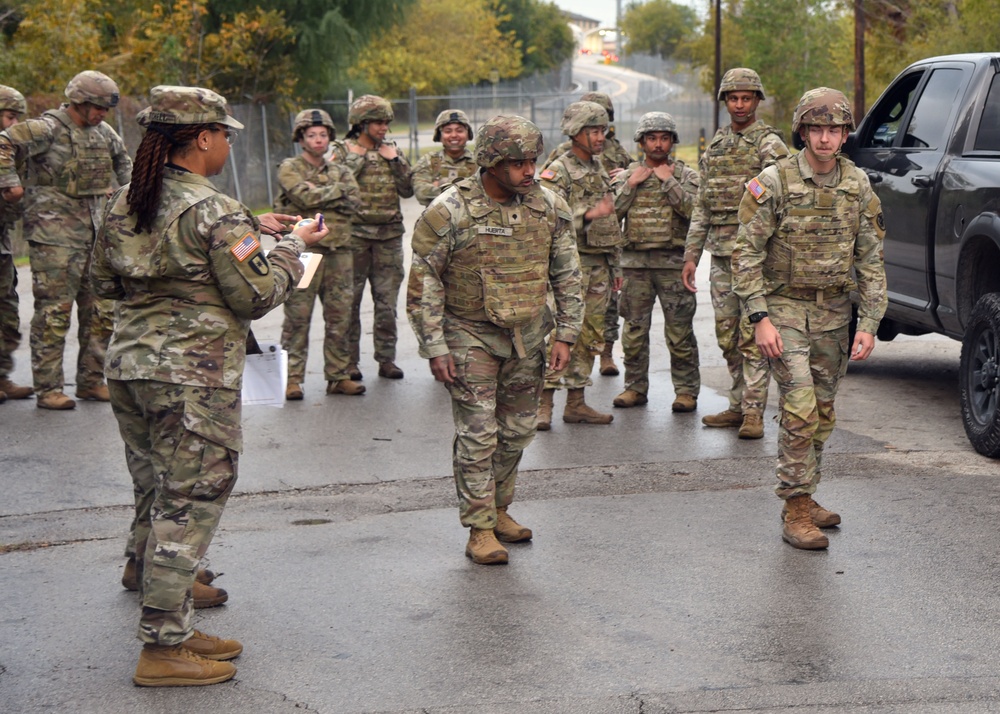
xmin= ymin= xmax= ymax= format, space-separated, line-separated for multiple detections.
xmin=748 ymin=311 xmax=769 ymax=324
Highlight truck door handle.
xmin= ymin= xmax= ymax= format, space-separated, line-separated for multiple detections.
xmin=911 ymin=175 xmax=933 ymax=188
xmin=865 ymin=171 xmax=882 ymax=184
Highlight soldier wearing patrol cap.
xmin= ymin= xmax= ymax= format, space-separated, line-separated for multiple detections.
xmin=343 ymin=94 xmax=413 ymax=381
xmin=0 ymin=84 xmax=32 ymax=403
xmin=275 ymin=108 xmax=363 ymax=399
xmin=732 ymin=87 xmax=887 ymax=550
xmin=682 ymin=67 xmax=789 ymax=439
xmin=412 ymin=108 xmax=477 ymax=206
xmin=91 ymin=84 xmax=329 ymax=685
xmin=538 ymin=100 xmax=623 ymax=428
xmin=0 ymin=70 xmax=133 ymax=410
xmin=407 ymin=114 xmax=583 ymax=564
xmin=610 ymin=111 xmax=701 ymax=412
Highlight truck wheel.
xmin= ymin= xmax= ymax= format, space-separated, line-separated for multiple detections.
xmin=960 ymin=292 xmax=1000 ymax=457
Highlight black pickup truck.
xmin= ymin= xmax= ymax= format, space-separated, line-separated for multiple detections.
xmin=844 ymin=53 xmax=1000 ymax=457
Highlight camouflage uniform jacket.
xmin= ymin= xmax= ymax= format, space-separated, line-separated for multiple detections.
xmin=612 ymin=158 xmax=700 ymax=270
xmin=0 ymin=106 xmax=132 ymax=248
xmin=684 ymin=120 xmax=787 ymax=263
xmin=542 ymin=132 xmax=633 ymax=175
xmin=732 ymin=151 xmax=887 ymax=334
xmin=412 ymin=149 xmax=477 ymax=206
xmin=91 ymin=167 xmax=306 ymax=390
xmin=407 ymin=174 xmax=583 ymax=361
xmin=342 ymin=139 xmax=413 ymax=241
xmin=0 ymin=187 xmax=22 ymax=254
xmin=273 ymin=154 xmax=361 ymax=252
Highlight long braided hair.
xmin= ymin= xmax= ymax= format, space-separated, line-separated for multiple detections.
xmin=126 ymin=123 xmax=209 ymax=234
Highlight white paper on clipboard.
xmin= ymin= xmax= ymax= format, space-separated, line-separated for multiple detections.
xmin=242 ymin=341 xmax=287 ymax=407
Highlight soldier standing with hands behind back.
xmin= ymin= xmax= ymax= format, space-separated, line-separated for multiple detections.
xmin=732 ymin=88 xmax=887 ymax=550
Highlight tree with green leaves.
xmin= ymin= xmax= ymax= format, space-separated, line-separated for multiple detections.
xmin=620 ymin=0 xmax=699 ymax=60
xmin=490 ymin=0 xmax=574 ymax=75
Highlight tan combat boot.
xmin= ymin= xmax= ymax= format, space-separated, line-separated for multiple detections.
xmin=181 ymin=630 xmax=243 ymax=661
xmin=327 ymin=379 xmax=365 ymax=395
xmin=378 ymin=361 xmax=404 ymax=379
xmin=599 ymin=343 xmax=619 ymax=376
xmin=193 ymin=580 xmax=228 ymax=608
xmin=613 ymin=389 xmax=648 ymax=408
xmin=701 ymin=408 xmax=742 ymax=428
xmin=285 ymin=382 xmax=304 ymax=400
xmin=671 ymin=394 xmax=697 ymax=412
xmin=495 ymin=507 xmax=532 ymax=542
xmin=0 ymin=378 xmax=33 ymax=399
xmin=781 ymin=495 xmax=830 ymax=550
xmin=37 ymin=391 xmax=76 ymax=410
xmin=133 ymin=643 xmax=236 ymax=687
xmin=76 ymin=383 xmax=111 ymax=401
xmin=465 ymin=528 xmax=509 ymax=564
xmin=738 ymin=413 xmax=764 ymax=439
xmin=536 ymin=388 xmax=555 ymax=431
xmin=781 ymin=495 xmax=841 ymax=529
xmin=563 ymin=388 xmax=613 ymax=424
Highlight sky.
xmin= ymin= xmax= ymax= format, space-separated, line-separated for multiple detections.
xmin=553 ymin=0 xmax=705 ymax=28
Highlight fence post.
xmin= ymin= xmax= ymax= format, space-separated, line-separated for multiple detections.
xmin=409 ymin=86 xmax=418 ymax=164
xmin=262 ymin=103 xmax=273 ymax=208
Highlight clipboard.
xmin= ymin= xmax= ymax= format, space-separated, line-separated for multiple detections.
xmin=242 ymin=341 xmax=288 ymax=407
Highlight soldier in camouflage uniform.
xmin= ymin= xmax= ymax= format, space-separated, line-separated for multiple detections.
xmin=0 ymin=85 xmax=33 ymax=403
xmin=343 ymin=95 xmax=413 ymax=380
xmin=275 ymin=109 xmax=363 ymax=398
xmin=0 ymin=71 xmax=132 ymax=410
xmin=542 ymin=92 xmax=632 ymax=377
xmin=538 ymin=101 xmax=622 ymax=427
xmin=412 ymin=109 xmax=477 ymax=206
xmin=407 ymin=115 xmax=583 ymax=564
xmin=681 ymin=68 xmax=789 ymax=438
xmin=92 ymin=85 xmax=329 ymax=685
xmin=610 ymin=112 xmax=701 ymax=411
xmin=732 ymin=88 xmax=887 ymax=550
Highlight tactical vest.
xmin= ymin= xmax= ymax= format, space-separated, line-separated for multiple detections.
xmin=443 ymin=179 xmax=552 ymax=333
xmin=273 ymin=157 xmax=351 ymax=251
xmin=353 ymin=142 xmax=402 ymax=226
xmin=623 ymin=162 xmax=688 ymax=250
xmin=703 ymin=122 xmax=777 ymax=226
xmin=561 ymin=154 xmax=622 ymax=250
xmin=36 ymin=109 xmax=114 ymax=198
xmin=763 ymin=156 xmax=861 ymax=289
xmin=431 ymin=152 xmax=476 ymax=186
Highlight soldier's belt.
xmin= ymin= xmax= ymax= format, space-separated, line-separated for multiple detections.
xmin=773 ymin=285 xmax=848 ymax=304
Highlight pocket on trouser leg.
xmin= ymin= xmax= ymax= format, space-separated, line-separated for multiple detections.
xmin=142 ymin=540 xmax=200 ymax=611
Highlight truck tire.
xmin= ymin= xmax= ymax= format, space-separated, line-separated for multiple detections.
xmin=959 ymin=292 xmax=1000 ymax=457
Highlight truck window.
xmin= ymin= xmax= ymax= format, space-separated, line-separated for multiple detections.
xmin=974 ymin=73 xmax=1000 ymax=152
xmin=900 ymin=68 xmax=964 ymax=149
xmin=864 ymin=71 xmax=923 ymax=148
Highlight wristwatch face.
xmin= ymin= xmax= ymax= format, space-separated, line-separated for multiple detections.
xmin=749 ymin=311 xmax=767 ymax=323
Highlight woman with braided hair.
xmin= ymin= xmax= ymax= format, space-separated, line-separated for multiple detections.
xmin=91 ymin=85 xmax=328 ymax=686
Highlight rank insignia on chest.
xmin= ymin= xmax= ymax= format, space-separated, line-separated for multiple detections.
xmin=231 ymin=232 xmax=260 ymax=262
xmin=539 ymin=169 xmax=557 ymax=181
xmin=746 ymin=177 xmax=768 ymax=202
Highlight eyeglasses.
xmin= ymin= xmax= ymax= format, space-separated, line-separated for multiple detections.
xmin=212 ymin=127 xmax=238 ymax=145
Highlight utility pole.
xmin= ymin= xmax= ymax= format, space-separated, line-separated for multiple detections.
xmin=854 ymin=0 xmax=866 ymax=119
xmin=714 ymin=0 xmax=721 ymax=133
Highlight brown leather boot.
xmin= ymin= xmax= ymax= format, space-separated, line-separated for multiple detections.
xmin=37 ymin=391 xmax=76 ymax=410
xmin=671 ymin=394 xmax=697 ymax=412
xmin=465 ymin=528 xmax=508 ymax=564
xmin=122 ymin=557 xmax=216 ymax=592
xmin=701 ymin=408 xmax=742 ymax=427
xmin=133 ymin=643 xmax=236 ymax=687
xmin=613 ymin=389 xmax=648 ymax=408
xmin=599 ymin=343 xmax=619 ymax=376
xmin=327 ymin=379 xmax=365 ymax=395
xmin=536 ymin=388 xmax=554 ymax=431
xmin=738 ymin=413 xmax=764 ymax=439
xmin=76 ymin=383 xmax=111 ymax=401
xmin=378 ymin=361 xmax=404 ymax=379
xmin=782 ymin=495 xmax=830 ymax=549
xmin=495 ymin=507 xmax=532 ymax=542
xmin=0 ymin=378 xmax=33 ymax=399
xmin=563 ymin=388 xmax=613 ymax=424
xmin=181 ymin=630 xmax=243 ymax=661
xmin=781 ymin=495 xmax=841 ymax=529
xmin=285 ymin=382 xmax=304 ymax=400
xmin=193 ymin=580 xmax=228 ymax=609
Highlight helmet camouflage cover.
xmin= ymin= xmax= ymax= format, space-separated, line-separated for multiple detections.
xmin=560 ymin=101 xmax=609 ymax=137
xmin=293 ymin=108 xmax=336 ymax=140
xmin=633 ymin=111 xmax=678 ymax=143
xmin=433 ymin=109 xmax=473 ymax=142
xmin=348 ymin=95 xmax=393 ymax=126
xmin=0 ymin=85 xmax=27 ymax=116
xmin=474 ymin=115 xmax=543 ymax=168
xmin=792 ymin=87 xmax=855 ymax=133
xmin=717 ymin=67 xmax=765 ymax=101
xmin=65 ymin=70 xmax=120 ymax=108
xmin=580 ymin=91 xmax=614 ymax=122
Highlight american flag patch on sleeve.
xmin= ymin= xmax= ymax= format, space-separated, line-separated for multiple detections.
xmin=230 ymin=232 xmax=260 ymax=262
xmin=746 ymin=177 xmax=768 ymax=201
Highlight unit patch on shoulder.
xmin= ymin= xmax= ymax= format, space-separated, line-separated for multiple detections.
xmin=746 ymin=177 xmax=768 ymax=203
xmin=249 ymin=252 xmax=270 ymax=275
xmin=539 ymin=169 xmax=557 ymax=181
xmin=231 ymin=232 xmax=260 ymax=262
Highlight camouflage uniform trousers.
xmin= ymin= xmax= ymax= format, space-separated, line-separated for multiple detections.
xmin=27 ymin=242 xmax=112 ymax=396
xmin=709 ymin=254 xmax=770 ymax=413
xmin=447 ymin=341 xmax=545 ymax=530
xmin=108 ymin=379 xmax=240 ymax=645
xmin=281 ymin=249 xmax=354 ymax=383
xmin=0 ymin=248 xmax=21 ymax=380
xmin=348 ymin=236 xmax=404 ymax=366
xmin=619 ymin=267 xmax=700 ymax=397
xmin=603 ymin=290 xmax=620 ymax=344
xmin=545 ymin=259 xmax=611 ymax=390
xmin=765 ymin=295 xmax=850 ymax=500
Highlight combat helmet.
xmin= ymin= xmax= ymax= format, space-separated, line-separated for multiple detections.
xmin=293 ymin=108 xmax=336 ymax=141
xmin=433 ymin=109 xmax=473 ymax=142
xmin=580 ymin=91 xmax=615 ymax=122
xmin=717 ymin=68 xmax=765 ymax=101
xmin=474 ymin=115 xmax=543 ymax=168
xmin=65 ymin=71 xmax=120 ymax=108
xmin=560 ymin=101 xmax=609 ymax=137
xmin=0 ymin=85 xmax=27 ymax=116
xmin=633 ymin=111 xmax=679 ymax=143
xmin=792 ymin=87 xmax=854 ymax=133
xmin=348 ymin=95 xmax=393 ymax=126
